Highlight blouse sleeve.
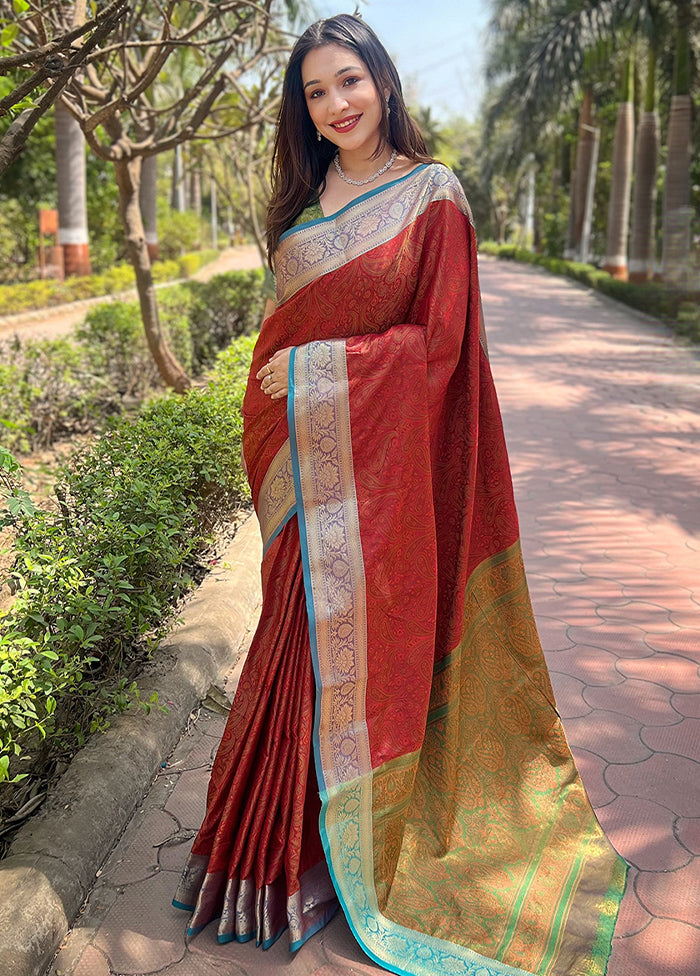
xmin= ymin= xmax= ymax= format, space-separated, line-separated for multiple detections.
xmin=262 ymin=265 xmax=277 ymax=303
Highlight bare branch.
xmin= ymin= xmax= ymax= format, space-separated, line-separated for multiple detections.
xmin=0 ymin=0 xmax=128 ymax=72
xmin=0 ymin=0 xmax=129 ymax=175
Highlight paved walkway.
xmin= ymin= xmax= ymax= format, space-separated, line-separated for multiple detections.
xmin=0 ymin=244 xmax=262 ymax=342
xmin=50 ymin=258 xmax=700 ymax=976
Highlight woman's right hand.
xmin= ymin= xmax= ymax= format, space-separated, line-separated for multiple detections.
xmin=256 ymin=346 xmax=294 ymax=400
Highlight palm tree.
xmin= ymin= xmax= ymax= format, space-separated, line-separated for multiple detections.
xmin=569 ymin=82 xmax=599 ymax=261
xmin=484 ymin=0 xmax=692 ymax=275
xmin=54 ymin=1 xmax=91 ymax=277
xmin=662 ymin=0 xmax=693 ymax=284
xmin=629 ymin=46 xmax=660 ymax=282
xmin=603 ymin=55 xmax=634 ymax=278
xmin=55 ymin=98 xmax=91 ymax=276
xmin=484 ymin=3 xmax=619 ymax=260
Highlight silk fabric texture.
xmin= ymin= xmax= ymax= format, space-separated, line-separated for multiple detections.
xmin=173 ymin=164 xmax=627 ymax=976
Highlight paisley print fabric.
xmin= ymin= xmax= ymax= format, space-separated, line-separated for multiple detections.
xmin=174 ymin=164 xmax=627 ymax=974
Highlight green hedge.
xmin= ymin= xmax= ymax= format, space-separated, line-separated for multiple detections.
xmin=0 ymin=333 xmax=256 ymax=793
xmin=478 ymin=242 xmax=700 ymax=342
xmin=0 ymin=269 xmax=264 ymax=453
xmin=0 ymin=249 xmax=219 ymax=316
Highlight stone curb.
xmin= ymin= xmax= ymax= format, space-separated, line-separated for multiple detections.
xmin=0 ymin=514 xmax=262 ymax=976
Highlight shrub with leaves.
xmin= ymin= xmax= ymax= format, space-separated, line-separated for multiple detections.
xmin=0 ymin=446 xmax=35 ymax=528
xmin=0 ymin=269 xmax=265 ymax=453
xmin=0 ymin=332 xmax=255 ymax=803
xmin=183 ymin=269 xmax=264 ymax=370
xmin=0 ymin=336 xmax=117 ymax=453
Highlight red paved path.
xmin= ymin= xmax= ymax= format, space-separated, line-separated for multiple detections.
xmin=51 ymin=257 xmax=700 ymax=976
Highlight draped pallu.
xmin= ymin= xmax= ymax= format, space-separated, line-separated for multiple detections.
xmin=174 ymin=165 xmax=627 ymax=976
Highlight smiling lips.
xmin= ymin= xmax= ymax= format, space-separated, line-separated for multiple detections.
xmin=330 ymin=114 xmax=362 ymax=132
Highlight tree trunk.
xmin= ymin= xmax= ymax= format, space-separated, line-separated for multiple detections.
xmin=662 ymin=94 xmax=692 ymax=285
xmin=190 ymin=169 xmax=202 ymax=217
xmin=662 ymin=3 xmax=692 ymax=285
xmin=603 ymin=59 xmax=634 ymax=279
xmin=580 ymin=125 xmax=600 ymax=266
xmin=114 ymin=155 xmax=190 ymax=393
xmin=629 ymin=49 xmax=660 ymax=283
xmin=567 ymin=87 xmax=596 ymax=259
xmin=55 ymin=100 xmax=91 ymax=276
xmin=246 ymin=125 xmax=267 ymax=262
xmin=139 ymin=154 xmax=159 ymax=261
xmin=171 ymin=144 xmax=186 ymax=212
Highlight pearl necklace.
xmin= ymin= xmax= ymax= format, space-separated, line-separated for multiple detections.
xmin=333 ymin=149 xmax=397 ymax=187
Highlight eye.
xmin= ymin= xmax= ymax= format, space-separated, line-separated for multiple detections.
xmin=343 ymin=76 xmax=360 ymax=87
xmin=308 ymin=88 xmax=324 ymax=99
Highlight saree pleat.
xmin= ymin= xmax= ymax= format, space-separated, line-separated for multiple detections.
xmin=175 ymin=163 xmax=627 ymax=975
xmin=173 ymin=522 xmax=338 ymax=947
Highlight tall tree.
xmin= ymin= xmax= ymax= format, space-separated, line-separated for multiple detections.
xmin=139 ymin=154 xmax=158 ymax=261
xmin=55 ymin=100 xmax=91 ymax=275
xmin=629 ymin=45 xmax=660 ymax=282
xmin=53 ymin=0 xmax=91 ymax=277
xmin=483 ymin=0 xmax=694 ymax=274
xmin=56 ymin=0 xmax=289 ymax=392
xmin=603 ymin=55 xmax=634 ymax=278
xmin=662 ymin=0 xmax=693 ymax=284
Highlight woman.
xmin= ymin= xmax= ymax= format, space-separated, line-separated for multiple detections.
xmin=174 ymin=15 xmax=627 ymax=976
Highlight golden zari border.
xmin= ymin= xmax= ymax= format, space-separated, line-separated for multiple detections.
xmin=275 ymin=164 xmax=473 ymax=306
xmin=257 ymin=439 xmax=295 ymax=553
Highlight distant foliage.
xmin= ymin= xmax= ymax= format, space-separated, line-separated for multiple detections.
xmin=157 ymin=206 xmax=206 ymax=259
xmin=0 ymin=249 xmax=216 ymax=315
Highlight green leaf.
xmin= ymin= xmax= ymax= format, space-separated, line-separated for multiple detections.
xmin=1 ymin=23 xmax=19 ymax=46
xmin=13 ymin=0 xmax=30 ymax=12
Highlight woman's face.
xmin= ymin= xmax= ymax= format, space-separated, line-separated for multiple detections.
xmin=301 ymin=43 xmax=387 ymax=155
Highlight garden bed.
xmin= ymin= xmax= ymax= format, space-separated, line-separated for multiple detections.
xmin=0 ymin=271 xmax=263 ymax=850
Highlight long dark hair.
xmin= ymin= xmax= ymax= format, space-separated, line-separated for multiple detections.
xmin=266 ymin=14 xmax=435 ymax=267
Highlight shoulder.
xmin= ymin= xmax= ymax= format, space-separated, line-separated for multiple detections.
xmin=417 ymin=163 xmax=474 ymax=225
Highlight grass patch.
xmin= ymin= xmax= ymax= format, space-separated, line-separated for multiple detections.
xmin=0 ymin=249 xmax=218 ymax=316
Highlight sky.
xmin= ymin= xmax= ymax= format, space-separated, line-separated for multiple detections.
xmin=313 ymin=0 xmax=491 ymax=123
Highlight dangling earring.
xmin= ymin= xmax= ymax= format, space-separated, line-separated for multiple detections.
xmin=386 ymin=98 xmax=391 ymax=117
xmin=316 ymin=129 xmax=322 ymax=142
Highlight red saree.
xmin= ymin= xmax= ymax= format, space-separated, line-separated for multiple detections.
xmin=174 ymin=164 xmax=627 ymax=975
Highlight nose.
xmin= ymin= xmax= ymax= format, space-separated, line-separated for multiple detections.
xmin=329 ymin=87 xmax=349 ymax=116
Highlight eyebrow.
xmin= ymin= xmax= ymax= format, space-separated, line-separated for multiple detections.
xmin=303 ymin=66 xmax=361 ymax=91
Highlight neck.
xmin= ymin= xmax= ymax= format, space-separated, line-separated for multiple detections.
xmin=337 ymin=142 xmax=392 ymax=179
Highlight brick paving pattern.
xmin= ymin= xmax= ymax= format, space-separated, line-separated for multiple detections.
xmin=51 ymin=258 xmax=700 ymax=976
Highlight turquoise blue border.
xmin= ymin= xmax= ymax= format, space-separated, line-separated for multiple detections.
xmin=287 ymin=344 xmax=393 ymax=971
xmin=279 ymin=164 xmax=429 ymax=243
xmin=288 ymin=903 xmax=340 ymax=953
xmin=287 ymin=345 xmax=328 ymax=796
xmin=262 ymin=503 xmax=296 ymax=556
